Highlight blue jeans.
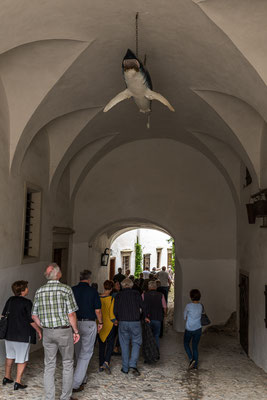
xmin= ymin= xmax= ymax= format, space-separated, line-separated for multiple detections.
xmin=184 ymin=328 xmax=202 ymax=367
xmin=119 ymin=321 xmax=142 ymax=372
xmin=149 ymin=320 xmax=161 ymax=348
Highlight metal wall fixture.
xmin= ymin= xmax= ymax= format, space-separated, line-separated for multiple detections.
xmin=101 ymin=248 xmax=111 ymax=266
xmin=246 ymin=189 xmax=267 ymax=226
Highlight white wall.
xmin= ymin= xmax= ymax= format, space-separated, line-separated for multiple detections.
xmin=176 ymin=259 xmax=236 ymax=329
xmin=0 ymin=130 xmax=73 ymax=365
xmin=237 ymin=184 xmax=267 ymax=372
xmin=71 ymin=236 xmax=110 ymax=290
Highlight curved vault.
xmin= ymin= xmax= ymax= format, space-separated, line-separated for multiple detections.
xmin=0 ymin=38 xmax=94 ymax=173
xmin=90 ymin=218 xmax=173 ymax=246
xmin=69 ymin=133 xmax=240 ymax=212
xmin=0 ymin=1 xmax=265 ymax=204
xmin=46 ymin=107 xmax=104 ymax=187
xmin=193 ymin=90 xmax=264 ymax=185
xmin=190 ymin=131 xmax=242 ymax=201
xmin=193 ymin=0 xmax=267 ymax=86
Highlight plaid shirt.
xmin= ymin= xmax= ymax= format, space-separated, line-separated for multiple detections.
xmin=32 ymin=280 xmax=78 ymax=328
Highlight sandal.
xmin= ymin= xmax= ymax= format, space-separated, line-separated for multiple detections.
xmin=103 ymin=362 xmax=111 ymax=374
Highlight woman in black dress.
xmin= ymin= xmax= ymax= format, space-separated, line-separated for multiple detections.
xmin=1 ymin=280 xmax=42 ymax=390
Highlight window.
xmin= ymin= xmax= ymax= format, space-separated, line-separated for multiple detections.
xmin=22 ymin=184 xmax=42 ymax=261
xmin=156 ymin=248 xmax=162 ymax=269
xmin=122 ymin=255 xmax=130 ymax=270
xmin=121 ymin=250 xmax=132 ymax=273
xmin=143 ymin=254 xmax=151 ymax=269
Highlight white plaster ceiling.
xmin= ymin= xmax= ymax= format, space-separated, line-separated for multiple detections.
xmin=1 ymin=0 xmax=267 ymax=194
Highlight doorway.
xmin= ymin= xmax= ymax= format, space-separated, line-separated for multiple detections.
xmin=239 ymin=272 xmax=249 ymax=355
xmin=109 ymin=257 xmax=116 ymax=280
xmin=53 ymin=246 xmax=69 ymax=284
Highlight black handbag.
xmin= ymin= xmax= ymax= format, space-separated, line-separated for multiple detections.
xmin=201 ymin=304 xmax=211 ymax=326
xmin=142 ymin=321 xmax=160 ymax=363
xmin=0 ymin=299 xmax=12 ymax=340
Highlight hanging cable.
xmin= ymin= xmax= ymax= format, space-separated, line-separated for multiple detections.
xmin=136 ymin=12 xmax=150 ymax=129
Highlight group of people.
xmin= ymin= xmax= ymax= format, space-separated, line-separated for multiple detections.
xmin=1 ymin=262 xmax=204 ymax=400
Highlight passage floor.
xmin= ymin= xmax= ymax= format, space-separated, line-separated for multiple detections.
xmin=0 ymin=327 xmax=267 ymax=400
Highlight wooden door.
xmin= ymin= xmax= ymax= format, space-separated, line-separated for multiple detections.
xmin=53 ymin=247 xmax=68 ymax=284
xmin=239 ymin=273 xmax=249 ymax=355
xmin=109 ymin=258 xmax=116 ymax=280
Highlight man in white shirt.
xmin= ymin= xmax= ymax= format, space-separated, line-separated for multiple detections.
xmin=142 ymin=267 xmax=150 ymax=279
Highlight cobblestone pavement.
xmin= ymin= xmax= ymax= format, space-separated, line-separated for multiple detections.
xmin=0 ymin=327 xmax=267 ymax=400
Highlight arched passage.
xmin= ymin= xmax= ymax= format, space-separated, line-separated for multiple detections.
xmin=71 ymin=138 xmax=237 ymax=334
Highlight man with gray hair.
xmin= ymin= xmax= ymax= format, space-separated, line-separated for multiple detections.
xmin=32 ymin=263 xmax=80 ymax=400
xmin=114 ymin=278 xmax=143 ymax=376
xmin=71 ymin=269 xmax=102 ymax=392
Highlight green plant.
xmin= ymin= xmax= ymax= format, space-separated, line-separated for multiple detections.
xmin=167 ymin=237 xmax=175 ymax=272
xmin=134 ymin=236 xmax=143 ymax=278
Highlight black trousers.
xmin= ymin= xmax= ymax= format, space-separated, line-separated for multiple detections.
xmin=114 ymin=325 xmax=120 ymax=348
xmin=98 ymin=326 xmax=116 ymax=366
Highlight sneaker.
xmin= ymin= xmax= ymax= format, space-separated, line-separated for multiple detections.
xmin=129 ymin=367 xmax=141 ymax=376
xmin=188 ymin=359 xmax=196 ymax=370
xmin=121 ymin=368 xmax=128 ymax=374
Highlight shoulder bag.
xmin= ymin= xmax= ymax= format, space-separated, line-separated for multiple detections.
xmin=0 ymin=298 xmax=12 ymax=340
xmin=201 ymin=303 xmax=211 ymax=326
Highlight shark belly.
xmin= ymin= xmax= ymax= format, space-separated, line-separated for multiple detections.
xmin=133 ymin=96 xmax=151 ymax=113
xmin=124 ymin=70 xmax=151 ymax=112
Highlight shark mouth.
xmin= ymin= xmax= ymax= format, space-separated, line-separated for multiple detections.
xmin=123 ymin=59 xmax=140 ymax=72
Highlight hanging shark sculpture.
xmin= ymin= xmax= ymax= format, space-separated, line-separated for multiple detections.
xmin=103 ymin=49 xmax=175 ymax=127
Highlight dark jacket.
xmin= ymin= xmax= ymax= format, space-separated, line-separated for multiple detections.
xmin=2 ymin=296 xmax=36 ymax=344
xmin=72 ymin=282 xmax=101 ymax=320
xmin=114 ymin=288 xmax=143 ymax=321
xmin=113 ymin=272 xmax=126 ymax=283
xmin=143 ymin=291 xmax=164 ymax=321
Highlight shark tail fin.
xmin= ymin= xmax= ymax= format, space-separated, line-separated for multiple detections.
xmin=145 ymin=89 xmax=175 ymax=112
xmin=103 ymin=89 xmax=132 ymax=112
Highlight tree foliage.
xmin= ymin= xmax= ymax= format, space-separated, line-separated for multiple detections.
xmin=167 ymin=237 xmax=175 ymax=272
xmin=134 ymin=236 xmax=143 ymax=278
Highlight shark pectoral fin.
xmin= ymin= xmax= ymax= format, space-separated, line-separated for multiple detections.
xmin=103 ymin=89 xmax=132 ymax=112
xmin=145 ymin=89 xmax=175 ymax=112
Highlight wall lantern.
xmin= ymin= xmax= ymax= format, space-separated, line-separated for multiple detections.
xmin=246 ymin=189 xmax=267 ymax=226
xmin=101 ymin=248 xmax=110 ymax=266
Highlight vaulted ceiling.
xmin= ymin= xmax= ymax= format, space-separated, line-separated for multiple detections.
xmin=1 ymin=0 xmax=267 ymax=202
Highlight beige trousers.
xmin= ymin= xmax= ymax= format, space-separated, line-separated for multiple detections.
xmin=43 ymin=327 xmax=74 ymax=400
